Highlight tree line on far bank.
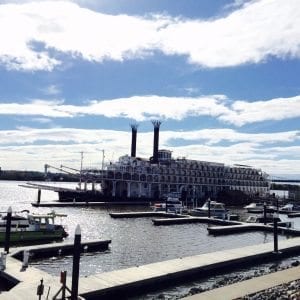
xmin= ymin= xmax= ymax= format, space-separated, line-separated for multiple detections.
xmin=0 ymin=170 xmax=77 ymax=182
xmin=0 ymin=169 xmax=299 ymax=191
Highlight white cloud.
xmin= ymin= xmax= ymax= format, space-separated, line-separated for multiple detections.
xmin=1 ymin=94 xmax=300 ymax=126
xmin=41 ymin=84 xmax=61 ymax=95
xmin=1 ymin=127 xmax=299 ymax=146
xmin=0 ymin=95 xmax=229 ymax=120
xmin=220 ymin=95 xmax=300 ymax=126
xmin=0 ymin=99 xmax=74 ymax=117
xmin=162 ymin=129 xmax=300 ymax=146
xmin=0 ymin=0 xmax=300 ymax=70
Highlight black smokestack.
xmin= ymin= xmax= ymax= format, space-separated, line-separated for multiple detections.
xmin=130 ymin=124 xmax=138 ymax=157
xmin=152 ymin=120 xmax=161 ymax=163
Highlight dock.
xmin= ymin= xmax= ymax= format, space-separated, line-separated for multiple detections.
xmin=2 ymin=237 xmax=300 ymax=299
xmin=152 ymin=216 xmax=241 ymax=226
xmin=71 ymin=237 xmax=300 ymax=299
xmin=207 ymin=223 xmax=300 ymax=236
xmin=0 ymin=239 xmax=111 ymax=299
xmin=11 ymin=239 xmax=111 ymax=260
xmin=109 ymin=211 xmax=187 ymax=218
xmin=288 ymin=212 xmax=300 ymax=218
xmin=109 ymin=212 xmax=241 ymax=225
xmin=31 ymin=201 xmax=151 ymax=207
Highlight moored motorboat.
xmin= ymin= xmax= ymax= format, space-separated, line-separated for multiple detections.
xmin=246 ymin=214 xmax=280 ymax=224
xmin=189 ymin=200 xmax=228 ymax=219
xmin=0 ymin=210 xmax=68 ymax=244
xmin=244 ymin=202 xmax=276 ymax=213
xmin=279 ymin=203 xmax=300 ymax=214
xmin=246 ymin=213 xmax=292 ymax=228
xmin=152 ymin=193 xmax=184 ymax=213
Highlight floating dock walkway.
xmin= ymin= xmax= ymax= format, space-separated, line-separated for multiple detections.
xmin=288 ymin=212 xmax=300 ymax=218
xmin=3 ymin=238 xmax=300 ymax=299
xmin=71 ymin=237 xmax=300 ymax=299
xmin=31 ymin=201 xmax=151 ymax=207
xmin=109 ymin=211 xmax=240 ymax=225
xmin=0 ymin=239 xmax=111 ymax=300
xmin=11 ymin=239 xmax=111 ymax=260
xmin=109 ymin=211 xmax=187 ymax=218
xmin=152 ymin=216 xmax=241 ymax=226
xmin=207 ymin=223 xmax=300 ymax=236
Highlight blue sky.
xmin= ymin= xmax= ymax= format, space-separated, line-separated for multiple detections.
xmin=0 ymin=0 xmax=299 ymax=178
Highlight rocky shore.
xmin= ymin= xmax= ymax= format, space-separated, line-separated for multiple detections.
xmin=180 ymin=259 xmax=300 ymax=300
xmin=237 ymin=279 xmax=300 ymax=300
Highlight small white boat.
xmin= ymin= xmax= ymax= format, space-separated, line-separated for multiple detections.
xmin=279 ymin=203 xmax=300 ymax=213
xmin=152 ymin=193 xmax=184 ymax=213
xmin=244 ymin=202 xmax=276 ymax=213
xmin=190 ymin=199 xmax=228 ymax=219
xmin=244 ymin=202 xmax=264 ymax=213
xmin=246 ymin=214 xmax=280 ymax=223
xmin=246 ymin=214 xmax=292 ymax=228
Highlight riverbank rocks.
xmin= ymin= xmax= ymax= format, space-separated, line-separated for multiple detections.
xmin=236 ymin=279 xmax=300 ymax=300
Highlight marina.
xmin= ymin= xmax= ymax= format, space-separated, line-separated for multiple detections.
xmin=1 ymin=181 xmax=300 ymax=299
xmin=1 ymin=1 xmax=300 ymax=298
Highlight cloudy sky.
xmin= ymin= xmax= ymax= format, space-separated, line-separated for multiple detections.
xmin=0 ymin=0 xmax=299 ymax=178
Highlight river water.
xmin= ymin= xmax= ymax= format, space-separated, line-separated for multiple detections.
xmin=1 ymin=180 xmax=300 ymax=299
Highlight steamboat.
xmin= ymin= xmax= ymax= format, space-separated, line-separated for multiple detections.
xmin=25 ymin=122 xmax=270 ymax=203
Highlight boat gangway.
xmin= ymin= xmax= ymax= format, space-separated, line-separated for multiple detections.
xmin=19 ymin=182 xmax=75 ymax=192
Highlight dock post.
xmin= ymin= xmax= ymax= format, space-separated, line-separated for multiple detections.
xmin=61 ymin=271 xmax=67 ymax=299
xmin=71 ymin=225 xmax=81 ymax=300
xmin=208 ymin=199 xmax=211 ymax=218
xmin=4 ymin=206 xmax=12 ymax=254
xmin=37 ymin=189 xmax=41 ymax=205
xmin=263 ymin=202 xmax=267 ymax=225
xmin=273 ymin=213 xmax=278 ymax=253
xmin=165 ymin=197 xmax=168 ymax=213
xmin=0 ymin=252 xmax=7 ymax=270
xmin=22 ymin=250 xmax=29 ymax=270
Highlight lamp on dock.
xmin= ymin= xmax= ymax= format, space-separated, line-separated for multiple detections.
xmin=4 ymin=206 xmax=12 ymax=254
xmin=273 ymin=212 xmax=279 ymax=253
xmin=71 ymin=225 xmax=81 ymax=300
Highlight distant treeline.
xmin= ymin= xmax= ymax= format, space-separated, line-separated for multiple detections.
xmin=0 ymin=170 xmax=78 ymax=182
xmin=0 ymin=170 xmax=299 ymax=190
xmin=270 ymin=183 xmax=300 ymax=191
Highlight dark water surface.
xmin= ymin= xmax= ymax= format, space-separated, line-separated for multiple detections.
xmin=1 ymin=181 xmax=299 ymax=299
